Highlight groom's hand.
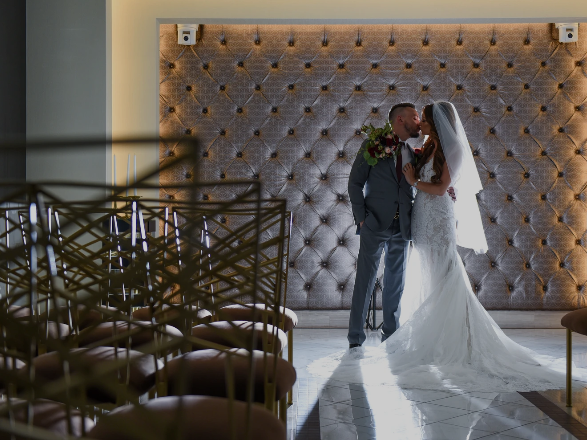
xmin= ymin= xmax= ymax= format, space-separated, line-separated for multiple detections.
xmin=360 ymin=221 xmax=364 ymax=227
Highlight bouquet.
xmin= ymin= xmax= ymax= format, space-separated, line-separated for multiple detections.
xmin=359 ymin=121 xmax=402 ymax=166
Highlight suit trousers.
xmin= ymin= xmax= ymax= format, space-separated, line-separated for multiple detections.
xmin=347 ymin=218 xmax=409 ymax=345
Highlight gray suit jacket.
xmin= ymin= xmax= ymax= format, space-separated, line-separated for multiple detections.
xmin=348 ymin=140 xmax=416 ymax=240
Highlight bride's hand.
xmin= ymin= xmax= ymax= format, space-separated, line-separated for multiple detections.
xmin=402 ymin=163 xmax=416 ymax=185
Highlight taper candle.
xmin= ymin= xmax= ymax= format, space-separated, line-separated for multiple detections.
xmin=134 ymin=154 xmax=137 ymax=196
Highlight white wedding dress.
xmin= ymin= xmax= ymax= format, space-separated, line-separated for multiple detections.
xmin=309 ymin=158 xmax=583 ymax=392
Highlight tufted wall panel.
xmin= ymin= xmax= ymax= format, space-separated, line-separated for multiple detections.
xmin=159 ymin=24 xmax=587 ymax=311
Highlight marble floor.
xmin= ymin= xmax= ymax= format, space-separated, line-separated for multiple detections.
xmin=287 ymin=328 xmax=587 ymax=440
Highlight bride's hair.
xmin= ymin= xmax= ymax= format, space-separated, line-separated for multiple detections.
xmin=415 ymin=104 xmax=446 ymax=184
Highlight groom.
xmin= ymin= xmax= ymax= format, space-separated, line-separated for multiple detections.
xmin=347 ymin=103 xmax=421 ymax=348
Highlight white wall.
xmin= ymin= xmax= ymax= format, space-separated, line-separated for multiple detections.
xmin=111 ymin=0 xmax=587 ymax=188
xmin=26 ymin=0 xmax=111 ymax=200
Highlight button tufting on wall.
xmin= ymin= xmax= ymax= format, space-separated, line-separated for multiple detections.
xmin=406 ymin=62 xmax=412 ymax=69
xmin=254 ymin=38 xmax=260 ymax=45
xmin=220 ymin=129 xmax=226 ymax=136
xmin=524 ymin=38 xmax=530 ymax=45
xmin=440 ymin=62 xmax=446 ymax=68
xmin=186 ymin=85 xmax=193 ymax=91
xmin=203 ymin=152 xmax=208 ymax=157
xmin=169 ymin=107 xmax=175 ymax=113
xmin=456 ymin=84 xmax=463 ymax=90
xmin=577 ymin=61 xmax=583 ymax=66
xmin=255 ymin=85 xmax=261 ymax=91
xmin=577 ymin=106 xmax=583 ymax=111
xmin=305 ymin=107 xmax=311 ymax=113
xmin=457 ymin=37 xmax=463 ymax=45
xmin=203 ymin=63 xmax=209 ymax=70
xmin=524 ymin=217 xmax=530 ymax=223
xmin=254 ymin=129 xmax=260 ymax=136
xmin=253 ymin=173 xmax=259 ymax=179
xmin=526 ymin=263 xmax=531 ymax=269
xmin=355 ymin=85 xmax=361 ymax=91
xmin=508 ymin=239 xmax=513 ymax=245
xmin=304 ymin=239 xmax=311 ymax=245
xmin=271 ymin=62 xmax=278 ymax=68
xmin=490 ymin=217 xmax=496 ymax=223
xmin=168 ymin=63 xmax=175 ymax=69
xmin=560 ymin=262 xmax=565 ymax=268
xmin=389 ymin=84 xmax=396 ymax=90
xmin=422 ymin=37 xmax=429 ymax=46
xmin=524 ymin=83 xmax=530 ymax=89
xmin=489 ymin=128 xmax=496 ymax=134
xmin=473 ymin=150 xmax=479 ymax=156
xmin=491 ymin=262 xmax=496 ymax=267
xmin=490 ymin=85 xmax=497 ymax=90
xmin=271 ymin=152 xmax=277 ymax=158
xmin=356 ymin=129 xmax=362 ymax=135
xmin=541 ymin=105 xmax=547 ymax=112
xmin=524 ymin=127 xmax=530 ymax=134
xmin=558 ymin=83 xmax=565 ymax=89
xmin=489 ymin=172 xmax=495 ymax=178
xmin=305 ymin=62 xmax=312 ymax=68
xmin=542 ymin=239 xmax=547 ymax=245
xmin=543 ymin=285 xmax=548 ymax=291
xmin=339 ymin=107 xmax=346 ymax=113
xmin=339 ymin=284 xmax=345 ymax=291
xmin=338 ymin=151 xmax=345 ymax=158
xmin=541 ymin=150 xmax=547 ymax=156
xmin=305 ymin=195 xmax=311 ymax=202
xmin=558 ymin=127 xmax=565 ymax=133
xmin=474 ymin=285 xmax=479 ymax=291
xmin=203 ymin=195 xmax=208 ymax=200
xmin=509 ymin=285 xmax=514 ymax=291
xmin=321 ymin=261 xmax=328 ymax=268
xmin=575 ymin=194 xmax=581 ymax=200
xmin=559 ymin=216 xmax=564 ymax=222
xmin=422 ymin=85 xmax=429 ymax=91
xmin=372 ymin=107 xmax=378 ymax=113
xmin=338 ymin=194 xmax=345 ymax=201
xmin=288 ymin=128 xmax=294 ymax=135
xmin=507 ymin=194 xmax=513 ymax=201
xmin=289 ymin=261 xmax=295 ymax=268
xmin=237 ymin=107 xmax=243 ymax=113
xmin=577 ymin=240 xmax=582 ymax=245
xmin=321 ymin=129 xmax=328 ymax=136
xmin=558 ymin=171 xmax=564 ymax=177
xmin=305 ymin=152 xmax=311 ymax=158
xmin=524 ymin=172 xmax=530 ymax=178
xmin=338 ymin=63 xmax=345 ymax=69
xmin=288 ymin=84 xmax=295 ymax=90
xmin=288 ymin=174 xmax=293 ymax=180
xmin=168 ymin=151 xmax=175 ymax=157
xmin=185 ymin=172 xmax=192 ymax=179
xmin=322 ymin=39 xmax=328 ymax=47
xmin=338 ymin=239 xmax=345 ymax=246
xmin=305 ymin=284 xmax=311 ymax=290
xmin=237 ymin=61 xmax=244 ymax=67
xmin=389 ymin=37 xmax=395 ymax=46
xmin=321 ymin=85 xmax=328 ymax=91
xmin=473 ymin=107 xmax=480 ymax=112
xmin=219 ymin=85 xmax=225 ymax=91
xmin=507 ymin=62 xmax=514 ymax=68
xmin=321 ymin=174 xmax=328 ymax=180
xmin=507 ymin=151 xmax=513 ymax=157
xmin=202 ymin=107 xmax=208 ymax=114
xmin=321 ymin=218 xmax=327 ymax=223
xmin=220 ymin=173 xmax=225 ymax=179
xmin=372 ymin=62 xmax=378 ymax=69
xmin=185 ymin=128 xmax=192 ymax=135
xmin=236 ymin=151 xmax=242 ymax=158
xmin=576 ymin=149 xmax=582 ymax=154
xmin=473 ymin=62 xmax=480 ymax=68
xmin=289 ymin=39 xmax=294 ymax=47
xmin=541 ymin=194 xmax=547 ymax=200
xmin=507 ymin=106 xmax=513 ymax=112
xmin=541 ymin=61 xmax=547 ymax=67
xmin=272 ymin=107 xmax=277 ymax=113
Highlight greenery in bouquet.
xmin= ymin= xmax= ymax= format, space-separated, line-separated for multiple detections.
xmin=359 ymin=121 xmax=402 ymax=166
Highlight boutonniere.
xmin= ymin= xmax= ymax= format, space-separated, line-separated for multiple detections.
xmin=413 ymin=148 xmax=423 ymax=164
xmin=358 ymin=121 xmax=402 ymax=166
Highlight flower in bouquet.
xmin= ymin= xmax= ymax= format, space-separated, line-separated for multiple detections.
xmin=358 ymin=121 xmax=402 ymax=166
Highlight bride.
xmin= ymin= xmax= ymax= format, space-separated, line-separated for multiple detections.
xmin=309 ymin=101 xmax=581 ymax=392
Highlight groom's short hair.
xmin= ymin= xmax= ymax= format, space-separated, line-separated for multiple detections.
xmin=388 ymin=103 xmax=416 ymax=123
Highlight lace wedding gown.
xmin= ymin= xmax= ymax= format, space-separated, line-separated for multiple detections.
xmin=309 ymin=159 xmax=582 ymax=392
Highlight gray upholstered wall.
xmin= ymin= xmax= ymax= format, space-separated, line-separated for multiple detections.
xmin=159 ymin=24 xmax=587 ymax=311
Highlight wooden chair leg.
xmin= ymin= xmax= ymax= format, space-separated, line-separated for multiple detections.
xmin=288 ymin=330 xmax=293 ymax=405
xmin=567 ymin=328 xmax=572 ymax=408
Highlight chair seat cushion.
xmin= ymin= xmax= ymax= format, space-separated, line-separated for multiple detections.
xmin=166 ymin=348 xmax=296 ymax=402
xmin=561 ymin=309 xmax=587 ymax=335
xmin=32 ymin=347 xmax=161 ymax=403
xmin=0 ymin=398 xmax=94 ymax=439
xmin=132 ymin=305 xmax=212 ymax=328
xmin=217 ymin=304 xmax=298 ymax=332
xmin=77 ymin=321 xmax=182 ymax=349
xmin=88 ymin=396 xmax=286 ymax=440
xmin=191 ymin=321 xmax=287 ymax=353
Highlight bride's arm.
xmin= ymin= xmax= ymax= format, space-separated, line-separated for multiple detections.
xmin=402 ymin=161 xmax=451 ymax=196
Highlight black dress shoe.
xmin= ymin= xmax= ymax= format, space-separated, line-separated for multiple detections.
xmin=349 ymin=343 xmax=362 ymax=349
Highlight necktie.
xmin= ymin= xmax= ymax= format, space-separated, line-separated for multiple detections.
xmin=395 ymin=145 xmax=403 ymax=182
